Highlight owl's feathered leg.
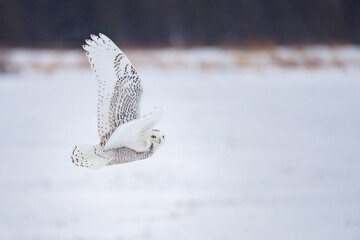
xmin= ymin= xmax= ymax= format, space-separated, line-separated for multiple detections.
xmin=71 ymin=144 xmax=111 ymax=170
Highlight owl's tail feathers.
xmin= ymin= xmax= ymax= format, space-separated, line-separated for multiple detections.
xmin=71 ymin=144 xmax=108 ymax=170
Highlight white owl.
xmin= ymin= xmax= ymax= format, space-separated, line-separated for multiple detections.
xmin=71 ymin=33 xmax=166 ymax=170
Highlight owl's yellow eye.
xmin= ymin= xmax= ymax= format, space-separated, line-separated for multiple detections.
xmin=162 ymin=136 xmax=164 ymax=139
xmin=151 ymin=135 xmax=156 ymax=138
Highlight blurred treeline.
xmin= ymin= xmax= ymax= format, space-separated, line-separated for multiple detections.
xmin=0 ymin=0 xmax=359 ymax=47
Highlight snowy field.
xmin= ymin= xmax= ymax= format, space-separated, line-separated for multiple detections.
xmin=0 ymin=47 xmax=360 ymax=240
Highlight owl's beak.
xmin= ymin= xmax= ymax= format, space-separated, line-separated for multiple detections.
xmin=158 ymin=139 xmax=161 ymax=144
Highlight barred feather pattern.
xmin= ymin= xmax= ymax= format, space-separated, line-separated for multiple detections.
xmin=71 ymin=144 xmax=115 ymax=168
xmin=71 ymin=144 xmax=155 ymax=167
xmin=82 ymin=34 xmax=143 ymax=147
xmin=106 ymin=144 xmax=155 ymax=166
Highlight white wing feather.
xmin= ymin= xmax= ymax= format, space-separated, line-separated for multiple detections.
xmin=83 ymin=33 xmax=143 ymax=146
xmin=104 ymin=107 xmax=163 ymax=152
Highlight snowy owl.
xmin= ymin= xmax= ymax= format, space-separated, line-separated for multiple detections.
xmin=71 ymin=33 xmax=165 ymax=169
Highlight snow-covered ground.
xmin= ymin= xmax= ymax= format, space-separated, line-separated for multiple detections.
xmin=0 ymin=47 xmax=360 ymax=240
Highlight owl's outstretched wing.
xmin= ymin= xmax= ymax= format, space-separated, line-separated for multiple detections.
xmin=104 ymin=107 xmax=163 ymax=152
xmin=82 ymin=34 xmax=143 ymax=146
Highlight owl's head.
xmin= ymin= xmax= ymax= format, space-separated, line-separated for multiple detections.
xmin=150 ymin=129 xmax=166 ymax=148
